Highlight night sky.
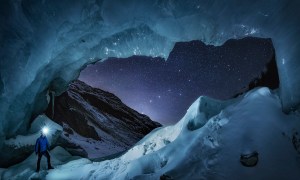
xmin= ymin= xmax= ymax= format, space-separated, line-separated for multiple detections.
xmin=79 ymin=37 xmax=274 ymax=125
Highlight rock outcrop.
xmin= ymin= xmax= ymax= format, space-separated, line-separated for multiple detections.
xmin=45 ymin=80 xmax=161 ymax=159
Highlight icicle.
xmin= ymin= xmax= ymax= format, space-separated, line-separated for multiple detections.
xmin=51 ymin=91 xmax=55 ymax=119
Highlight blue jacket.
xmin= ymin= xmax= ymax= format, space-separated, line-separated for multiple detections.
xmin=35 ymin=135 xmax=50 ymax=153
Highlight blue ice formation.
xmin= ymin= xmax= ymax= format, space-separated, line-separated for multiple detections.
xmin=0 ymin=0 xmax=299 ymax=149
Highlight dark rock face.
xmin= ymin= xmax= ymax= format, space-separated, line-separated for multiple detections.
xmin=160 ymin=174 xmax=173 ymax=180
xmin=292 ymin=131 xmax=300 ymax=154
xmin=233 ymin=50 xmax=279 ymax=98
xmin=240 ymin=151 xmax=259 ymax=167
xmin=247 ymin=53 xmax=279 ymax=90
xmin=45 ymin=80 xmax=161 ymax=159
xmin=0 ymin=144 xmax=35 ymax=168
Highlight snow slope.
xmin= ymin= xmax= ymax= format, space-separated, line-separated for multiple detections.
xmin=3 ymin=87 xmax=299 ymax=179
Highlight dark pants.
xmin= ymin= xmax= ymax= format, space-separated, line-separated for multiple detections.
xmin=36 ymin=151 xmax=52 ymax=172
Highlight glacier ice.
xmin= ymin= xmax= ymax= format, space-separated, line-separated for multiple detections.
xmin=0 ymin=0 xmax=300 ymax=158
xmin=186 ymin=96 xmax=237 ymax=131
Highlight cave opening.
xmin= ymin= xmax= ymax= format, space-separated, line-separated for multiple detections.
xmin=78 ymin=37 xmax=278 ymax=125
xmin=43 ymin=37 xmax=279 ymax=162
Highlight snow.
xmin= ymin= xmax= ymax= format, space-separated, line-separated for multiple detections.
xmin=61 ymin=123 xmax=126 ymax=159
xmin=1 ymin=0 xmax=300 ymax=146
xmin=3 ymin=87 xmax=300 ymax=179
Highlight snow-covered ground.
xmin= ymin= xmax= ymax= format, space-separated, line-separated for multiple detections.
xmin=2 ymin=87 xmax=300 ymax=179
xmin=60 ymin=123 xmax=126 ymax=159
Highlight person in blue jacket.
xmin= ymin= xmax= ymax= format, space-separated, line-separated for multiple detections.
xmin=34 ymin=129 xmax=54 ymax=172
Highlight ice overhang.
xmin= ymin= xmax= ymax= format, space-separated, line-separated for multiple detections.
xmin=0 ymin=0 xmax=299 ymax=144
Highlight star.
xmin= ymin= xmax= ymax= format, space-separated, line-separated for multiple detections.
xmin=79 ymin=37 xmax=274 ymax=125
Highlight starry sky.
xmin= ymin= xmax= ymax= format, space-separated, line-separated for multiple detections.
xmin=79 ymin=37 xmax=274 ymax=125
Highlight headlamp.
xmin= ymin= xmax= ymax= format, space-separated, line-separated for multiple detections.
xmin=42 ymin=127 xmax=49 ymax=135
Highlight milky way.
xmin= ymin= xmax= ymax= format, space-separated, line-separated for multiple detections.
xmin=79 ymin=37 xmax=274 ymax=125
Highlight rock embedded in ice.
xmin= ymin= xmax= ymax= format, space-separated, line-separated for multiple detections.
xmin=240 ymin=151 xmax=259 ymax=167
xmin=292 ymin=131 xmax=300 ymax=154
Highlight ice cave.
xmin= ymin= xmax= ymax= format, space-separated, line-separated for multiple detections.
xmin=0 ymin=0 xmax=300 ymax=179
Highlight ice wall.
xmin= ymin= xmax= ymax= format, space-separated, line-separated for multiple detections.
xmin=0 ymin=0 xmax=299 ymax=148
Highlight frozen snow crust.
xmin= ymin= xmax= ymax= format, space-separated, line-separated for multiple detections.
xmin=0 ymin=0 xmax=300 ymax=149
xmin=2 ymin=87 xmax=300 ymax=179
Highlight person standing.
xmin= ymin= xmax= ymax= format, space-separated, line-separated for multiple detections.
xmin=34 ymin=130 xmax=54 ymax=172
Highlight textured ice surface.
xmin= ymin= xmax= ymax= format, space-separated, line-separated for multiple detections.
xmin=186 ymin=96 xmax=237 ymax=131
xmin=0 ymin=0 xmax=300 ymax=148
